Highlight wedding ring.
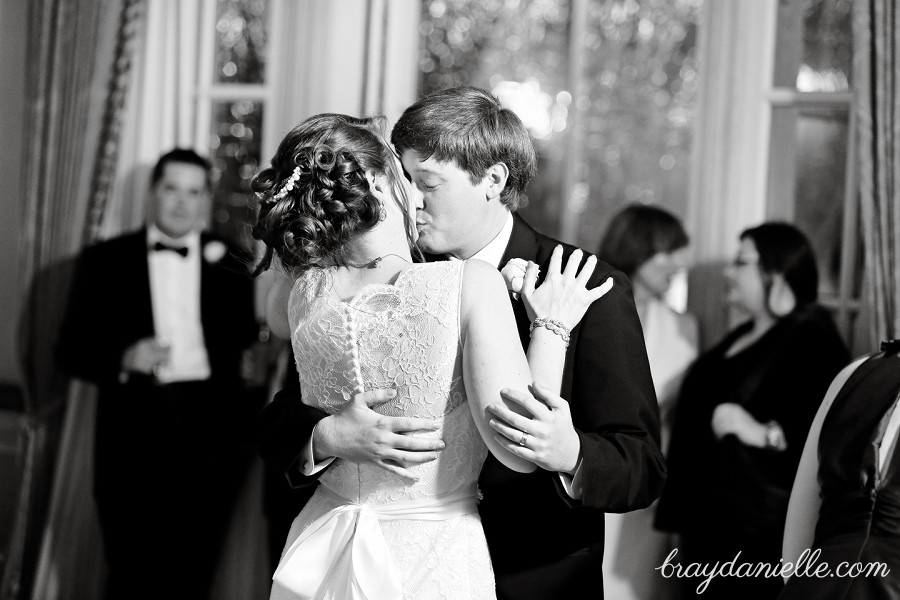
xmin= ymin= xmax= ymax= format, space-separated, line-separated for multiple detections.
xmin=519 ymin=431 xmax=529 ymax=447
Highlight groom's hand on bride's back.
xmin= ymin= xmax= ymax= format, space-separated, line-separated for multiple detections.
xmin=314 ymin=388 xmax=446 ymax=481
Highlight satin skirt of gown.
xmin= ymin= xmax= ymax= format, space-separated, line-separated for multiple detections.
xmin=270 ymin=261 xmax=495 ymax=600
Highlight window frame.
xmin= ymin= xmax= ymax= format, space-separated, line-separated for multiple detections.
xmin=192 ymin=0 xmax=284 ymax=248
xmin=764 ymin=1 xmax=859 ymax=347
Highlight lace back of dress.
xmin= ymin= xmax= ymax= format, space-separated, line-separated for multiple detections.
xmin=288 ymin=261 xmax=487 ymax=503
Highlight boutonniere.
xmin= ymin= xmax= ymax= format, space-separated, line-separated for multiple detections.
xmin=203 ymin=240 xmax=227 ymax=263
xmin=501 ymin=258 xmax=531 ymax=301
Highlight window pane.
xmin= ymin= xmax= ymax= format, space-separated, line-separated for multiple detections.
xmin=773 ymin=0 xmax=852 ymax=91
xmin=420 ymin=0 xmax=573 ymax=236
xmin=577 ymin=0 xmax=701 ymax=252
xmin=215 ymin=0 xmax=268 ymax=84
xmin=419 ymin=0 xmax=701 ymax=251
xmin=210 ymin=100 xmax=264 ymax=249
xmin=798 ymin=0 xmax=853 ymax=91
xmin=419 ymin=0 xmax=570 ymax=94
xmin=790 ymin=106 xmax=857 ymax=297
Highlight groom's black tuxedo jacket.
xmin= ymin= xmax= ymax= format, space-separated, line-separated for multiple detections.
xmin=254 ymin=214 xmax=665 ymax=599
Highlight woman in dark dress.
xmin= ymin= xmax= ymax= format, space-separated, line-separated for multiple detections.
xmin=655 ymin=222 xmax=850 ymax=599
xmin=780 ymin=343 xmax=900 ymax=600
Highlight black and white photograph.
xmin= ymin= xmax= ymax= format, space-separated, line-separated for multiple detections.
xmin=1 ymin=1 xmax=898 ymax=599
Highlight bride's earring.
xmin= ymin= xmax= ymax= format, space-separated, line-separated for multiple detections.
xmin=379 ymin=205 xmax=387 ymax=221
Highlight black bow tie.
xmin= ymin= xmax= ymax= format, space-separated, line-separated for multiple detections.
xmin=151 ymin=241 xmax=189 ymax=257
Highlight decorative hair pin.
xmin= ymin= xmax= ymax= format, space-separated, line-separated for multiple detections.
xmin=271 ymin=166 xmax=302 ymax=203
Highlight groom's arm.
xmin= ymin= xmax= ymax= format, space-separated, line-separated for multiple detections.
xmin=566 ymin=268 xmax=666 ymax=512
xmin=253 ymin=387 xmax=329 ymax=486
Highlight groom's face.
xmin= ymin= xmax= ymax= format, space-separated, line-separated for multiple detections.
xmin=400 ymin=150 xmax=505 ymax=259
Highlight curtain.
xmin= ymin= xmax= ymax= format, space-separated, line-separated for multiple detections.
xmin=268 ymin=0 xmax=420 ymax=143
xmin=13 ymin=2 xmax=145 ymax=600
xmin=99 ymin=0 xmax=208 ymax=238
xmin=16 ymin=1 xmax=422 ymax=598
xmin=856 ymin=0 xmax=900 ymax=344
xmin=684 ymin=0 xmax=777 ymax=350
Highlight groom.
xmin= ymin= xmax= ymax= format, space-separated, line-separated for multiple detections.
xmin=255 ymin=86 xmax=665 ymax=599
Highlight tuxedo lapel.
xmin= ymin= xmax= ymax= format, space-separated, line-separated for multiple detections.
xmin=499 ymin=214 xmax=542 ymax=348
xmin=499 ymin=213 xmax=540 ymax=268
xmin=199 ymin=232 xmax=219 ymax=356
xmin=126 ymin=227 xmax=155 ymax=339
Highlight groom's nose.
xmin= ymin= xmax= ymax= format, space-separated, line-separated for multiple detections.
xmin=410 ymin=185 xmax=424 ymax=209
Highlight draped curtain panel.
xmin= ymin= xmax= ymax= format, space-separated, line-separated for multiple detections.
xmin=99 ymin=0 xmax=207 ymax=238
xmin=855 ymin=0 xmax=900 ymax=344
xmin=684 ymin=0 xmax=776 ymax=350
xmin=10 ymin=1 xmax=143 ymax=599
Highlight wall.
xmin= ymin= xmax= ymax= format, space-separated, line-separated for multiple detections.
xmin=0 ymin=2 xmax=27 ymax=386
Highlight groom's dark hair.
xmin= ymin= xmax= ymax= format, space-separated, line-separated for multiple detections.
xmin=391 ymin=86 xmax=537 ymax=211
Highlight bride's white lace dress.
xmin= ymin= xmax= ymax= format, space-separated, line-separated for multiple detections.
xmin=270 ymin=260 xmax=494 ymax=600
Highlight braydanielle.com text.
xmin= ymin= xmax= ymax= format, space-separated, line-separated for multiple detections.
xmin=655 ymin=548 xmax=891 ymax=594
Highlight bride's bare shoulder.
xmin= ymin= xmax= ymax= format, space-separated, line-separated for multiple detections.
xmin=461 ymin=258 xmax=504 ymax=286
xmin=459 ymin=259 xmax=508 ymax=322
xmin=264 ymin=270 xmax=294 ymax=339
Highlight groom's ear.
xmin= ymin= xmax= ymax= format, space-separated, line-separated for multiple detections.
xmin=484 ymin=162 xmax=509 ymax=201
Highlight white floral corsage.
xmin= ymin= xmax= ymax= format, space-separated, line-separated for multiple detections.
xmin=203 ymin=240 xmax=227 ymax=263
xmin=500 ymin=258 xmax=531 ymax=300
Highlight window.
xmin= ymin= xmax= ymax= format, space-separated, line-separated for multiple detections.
xmin=418 ymin=0 xmax=702 ymax=255
xmin=199 ymin=0 xmax=271 ymax=250
xmin=766 ymin=0 xmax=858 ymax=345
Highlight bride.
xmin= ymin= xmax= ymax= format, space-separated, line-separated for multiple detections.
xmin=252 ymin=113 xmax=609 ymax=600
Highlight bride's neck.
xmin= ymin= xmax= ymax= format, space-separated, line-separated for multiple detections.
xmin=342 ymin=222 xmax=412 ymax=267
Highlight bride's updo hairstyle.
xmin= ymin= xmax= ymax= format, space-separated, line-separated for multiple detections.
xmin=251 ymin=113 xmax=411 ymax=274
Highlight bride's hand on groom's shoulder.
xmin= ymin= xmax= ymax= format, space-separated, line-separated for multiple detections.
xmin=519 ymin=246 xmax=613 ymax=328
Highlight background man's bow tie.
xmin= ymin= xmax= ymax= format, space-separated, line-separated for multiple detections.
xmin=151 ymin=241 xmax=189 ymax=257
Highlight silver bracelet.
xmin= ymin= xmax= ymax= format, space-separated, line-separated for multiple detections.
xmin=529 ymin=317 xmax=571 ymax=348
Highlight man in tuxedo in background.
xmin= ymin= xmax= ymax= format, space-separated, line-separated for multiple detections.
xmin=57 ymin=149 xmax=258 ymax=600
xmin=254 ymin=87 xmax=666 ymax=599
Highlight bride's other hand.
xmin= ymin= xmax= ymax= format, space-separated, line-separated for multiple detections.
xmin=520 ymin=245 xmax=614 ymax=327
